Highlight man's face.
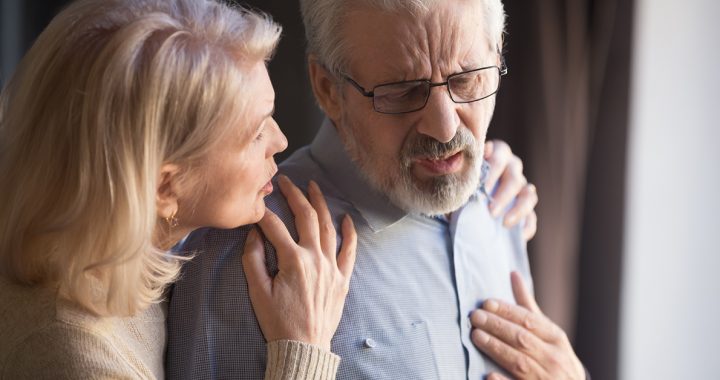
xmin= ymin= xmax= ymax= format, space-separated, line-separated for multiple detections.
xmin=336 ymin=1 xmax=498 ymax=215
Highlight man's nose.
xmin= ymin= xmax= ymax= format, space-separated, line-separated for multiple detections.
xmin=415 ymin=87 xmax=460 ymax=143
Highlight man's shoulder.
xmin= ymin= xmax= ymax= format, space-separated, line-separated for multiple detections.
xmin=278 ymin=145 xmax=348 ymax=203
xmin=180 ymin=146 xmax=356 ymax=254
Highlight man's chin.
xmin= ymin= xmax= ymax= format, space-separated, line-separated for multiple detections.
xmin=386 ymin=173 xmax=480 ymax=216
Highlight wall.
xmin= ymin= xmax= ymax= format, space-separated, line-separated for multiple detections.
xmin=0 ymin=0 xmax=22 ymax=84
xmin=622 ymin=0 xmax=720 ymax=379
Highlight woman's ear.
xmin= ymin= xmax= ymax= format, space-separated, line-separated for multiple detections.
xmin=156 ymin=163 xmax=181 ymax=220
xmin=308 ymin=54 xmax=343 ymax=123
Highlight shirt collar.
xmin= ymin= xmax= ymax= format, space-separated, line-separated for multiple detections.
xmin=309 ymin=118 xmax=407 ymax=232
xmin=309 ymin=118 xmax=490 ymax=232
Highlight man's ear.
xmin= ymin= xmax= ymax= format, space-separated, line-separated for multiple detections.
xmin=308 ymin=54 xmax=343 ymax=123
xmin=496 ymin=36 xmax=505 ymax=66
xmin=156 ymin=163 xmax=182 ymax=220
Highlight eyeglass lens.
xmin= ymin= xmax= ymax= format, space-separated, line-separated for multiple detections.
xmin=372 ymin=67 xmax=500 ymax=113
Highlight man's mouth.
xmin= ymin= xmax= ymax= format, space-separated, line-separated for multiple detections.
xmin=414 ymin=151 xmax=464 ymax=176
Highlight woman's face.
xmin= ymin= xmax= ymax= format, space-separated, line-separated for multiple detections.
xmin=181 ymin=62 xmax=287 ymax=229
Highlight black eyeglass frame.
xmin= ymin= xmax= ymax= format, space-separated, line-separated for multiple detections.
xmin=342 ymin=59 xmax=509 ymax=115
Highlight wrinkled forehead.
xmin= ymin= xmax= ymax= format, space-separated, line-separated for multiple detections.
xmin=342 ymin=1 xmax=496 ymax=81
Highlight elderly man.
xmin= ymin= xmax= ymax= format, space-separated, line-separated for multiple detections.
xmin=167 ymin=0 xmax=586 ymax=379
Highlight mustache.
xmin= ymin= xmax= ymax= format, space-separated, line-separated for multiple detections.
xmin=401 ymin=128 xmax=478 ymax=165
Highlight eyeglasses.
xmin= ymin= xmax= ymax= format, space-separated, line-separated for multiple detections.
xmin=343 ymin=63 xmax=508 ymax=114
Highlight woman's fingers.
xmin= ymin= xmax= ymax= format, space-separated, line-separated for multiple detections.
xmin=483 ymin=140 xmax=509 ymax=194
xmin=503 ymin=183 xmax=539 ymax=229
xmin=489 ymin=157 xmax=526 ymax=218
xmin=522 ymin=211 xmax=538 ymax=242
xmin=337 ymin=214 xmax=358 ymax=279
xmin=277 ymin=175 xmax=319 ymax=248
xmin=256 ymin=209 xmax=297 ymax=268
xmin=307 ymin=180 xmax=337 ymax=262
xmin=242 ymin=228 xmax=272 ymax=296
xmin=249 ymin=176 xmax=355 ymax=351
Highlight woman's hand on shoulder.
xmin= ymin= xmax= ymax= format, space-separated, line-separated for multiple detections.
xmin=242 ymin=175 xmax=357 ymax=351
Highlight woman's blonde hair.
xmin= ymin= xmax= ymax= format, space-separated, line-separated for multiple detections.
xmin=0 ymin=0 xmax=281 ymax=316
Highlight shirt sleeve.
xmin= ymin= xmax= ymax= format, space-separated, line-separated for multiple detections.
xmin=264 ymin=340 xmax=340 ymax=380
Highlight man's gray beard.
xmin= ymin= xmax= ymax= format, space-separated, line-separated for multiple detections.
xmin=339 ymin=118 xmax=482 ymax=216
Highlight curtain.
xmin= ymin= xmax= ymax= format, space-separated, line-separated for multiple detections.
xmin=493 ymin=1 xmax=634 ymax=379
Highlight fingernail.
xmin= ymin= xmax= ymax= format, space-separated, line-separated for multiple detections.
xmin=505 ymin=214 xmax=517 ymax=226
xmin=247 ymin=228 xmax=257 ymax=243
xmin=473 ymin=329 xmax=490 ymax=345
xmin=484 ymin=299 xmax=499 ymax=312
xmin=489 ymin=204 xmax=499 ymax=218
xmin=474 ymin=310 xmax=488 ymax=325
xmin=308 ymin=180 xmax=320 ymax=194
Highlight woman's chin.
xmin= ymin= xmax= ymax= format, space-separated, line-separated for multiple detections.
xmin=247 ymin=198 xmax=267 ymax=224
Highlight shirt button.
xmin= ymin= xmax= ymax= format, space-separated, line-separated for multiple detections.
xmin=363 ymin=338 xmax=377 ymax=348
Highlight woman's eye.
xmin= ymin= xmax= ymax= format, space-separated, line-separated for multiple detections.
xmin=253 ymin=124 xmax=266 ymax=142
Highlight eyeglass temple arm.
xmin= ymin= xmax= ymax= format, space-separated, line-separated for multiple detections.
xmin=496 ymin=44 xmax=509 ymax=76
xmin=343 ymin=75 xmax=374 ymax=97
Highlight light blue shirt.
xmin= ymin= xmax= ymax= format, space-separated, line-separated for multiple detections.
xmin=166 ymin=119 xmax=532 ymax=379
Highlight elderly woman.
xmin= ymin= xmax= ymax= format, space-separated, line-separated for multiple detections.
xmin=0 ymin=0 xmax=535 ymax=379
xmin=0 ymin=0 xmax=356 ymax=378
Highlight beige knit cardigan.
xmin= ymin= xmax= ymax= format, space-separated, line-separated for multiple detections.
xmin=0 ymin=277 xmax=339 ymax=379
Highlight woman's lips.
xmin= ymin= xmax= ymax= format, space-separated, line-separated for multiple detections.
xmin=260 ymin=169 xmax=278 ymax=195
xmin=260 ymin=180 xmax=274 ymax=195
xmin=414 ymin=151 xmax=464 ymax=176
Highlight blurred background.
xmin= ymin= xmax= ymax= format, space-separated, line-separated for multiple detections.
xmin=1 ymin=0 xmax=718 ymax=379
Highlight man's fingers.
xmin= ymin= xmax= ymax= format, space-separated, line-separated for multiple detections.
xmin=242 ymin=228 xmax=272 ymax=296
xmin=471 ymin=328 xmax=544 ymax=379
xmin=471 ymin=308 xmax=547 ymax=360
xmin=483 ymin=298 xmax=561 ymax=344
xmin=486 ymin=373 xmax=511 ymax=380
xmin=522 ymin=211 xmax=538 ymax=241
xmin=503 ymin=183 xmax=538 ymax=228
xmin=307 ymin=180 xmax=337 ymax=262
xmin=489 ymin=157 xmax=526 ymax=218
xmin=337 ymin=214 xmax=358 ymax=280
xmin=511 ymin=271 xmax=541 ymax=313
xmin=277 ymin=175 xmax=319 ymax=248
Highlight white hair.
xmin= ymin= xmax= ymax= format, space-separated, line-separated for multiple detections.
xmin=299 ymin=0 xmax=506 ymax=74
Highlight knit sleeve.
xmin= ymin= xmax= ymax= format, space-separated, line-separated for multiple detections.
xmin=264 ymin=340 xmax=340 ymax=380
